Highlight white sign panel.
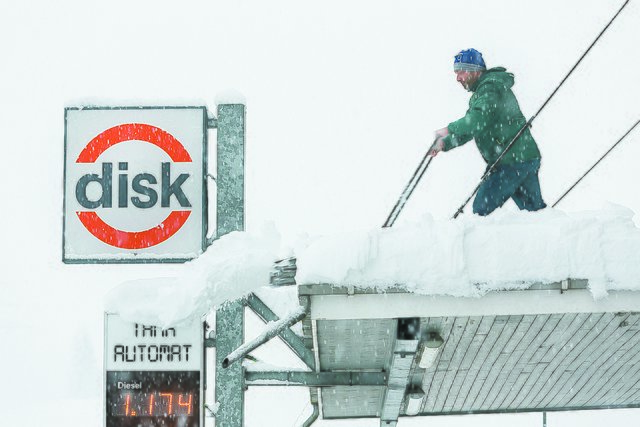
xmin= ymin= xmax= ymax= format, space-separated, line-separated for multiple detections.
xmin=104 ymin=313 xmax=203 ymax=426
xmin=105 ymin=313 xmax=203 ymax=371
xmin=64 ymin=106 xmax=207 ymax=263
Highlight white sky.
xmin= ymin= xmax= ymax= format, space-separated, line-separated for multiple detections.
xmin=1 ymin=0 xmax=639 ymax=425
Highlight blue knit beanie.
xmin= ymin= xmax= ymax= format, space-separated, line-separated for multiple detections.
xmin=454 ymin=48 xmax=486 ymax=72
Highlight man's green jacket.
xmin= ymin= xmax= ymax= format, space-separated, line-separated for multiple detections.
xmin=442 ymin=67 xmax=540 ymax=165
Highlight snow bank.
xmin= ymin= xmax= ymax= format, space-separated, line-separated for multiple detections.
xmin=105 ymin=223 xmax=281 ymax=327
xmin=296 ymin=205 xmax=640 ymax=298
xmin=106 ymin=206 xmax=640 ymax=326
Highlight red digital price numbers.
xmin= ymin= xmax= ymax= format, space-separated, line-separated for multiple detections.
xmin=114 ymin=392 xmax=193 ymax=416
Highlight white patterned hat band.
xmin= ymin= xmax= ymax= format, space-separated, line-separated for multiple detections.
xmin=454 ymin=63 xmax=486 ymax=72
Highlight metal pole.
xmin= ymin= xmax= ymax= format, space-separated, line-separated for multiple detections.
xmin=302 ymin=402 xmax=319 ymax=427
xmin=216 ymin=104 xmax=246 ymax=236
xmin=383 ymin=140 xmax=436 ymax=228
xmin=452 ymin=0 xmax=631 ymax=219
xmin=543 ymin=411 xmax=547 ymax=427
xmin=215 ymin=103 xmax=246 ymax=427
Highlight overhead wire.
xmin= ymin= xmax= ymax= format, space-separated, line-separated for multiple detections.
xmin=552 ymin=119 xmax=640 ymax=207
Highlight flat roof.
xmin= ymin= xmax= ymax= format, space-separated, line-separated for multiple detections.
xmin=296 ymin=282 xmax=640 ymax=421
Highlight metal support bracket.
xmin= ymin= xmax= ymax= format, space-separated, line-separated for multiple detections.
xmin=246 ymin=293 xmax=316 ymax=370
xmin=222 ymin=305 xmax=307 ymax=368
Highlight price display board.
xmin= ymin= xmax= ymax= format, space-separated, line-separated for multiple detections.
xmin=104 ymin=313 xmax=203 ymax=427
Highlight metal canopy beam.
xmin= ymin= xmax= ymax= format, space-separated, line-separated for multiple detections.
xmin=409 ymin=403 xmax=640 ymax=416
xmin=245 ymin=371 xmax=387 ymax=387
xmin=297 ymin=279 xmax=589 ymax=296
xmin=246 ymin=293 xmax=315 ymax=370
xmin=308 ymin=289 xmax=640 ymax=320
xmin=380 ymin=318 xmax=421 ymax=426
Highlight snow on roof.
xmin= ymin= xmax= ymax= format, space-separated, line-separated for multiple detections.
xmin=296 ymin=205 xmax=640 ymax=299
xmin=105 ymin=205 xmax=640 ymax=326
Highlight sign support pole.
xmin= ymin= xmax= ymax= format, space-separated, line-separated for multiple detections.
xmin=215 ymin=103 xmax=246 ymax=427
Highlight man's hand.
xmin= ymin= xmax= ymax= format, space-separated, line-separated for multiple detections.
xmin=428 ymin=138 xmax=445 ymax=157
xmin=429 ymin=127 xmax=449 ymax=157
xmin=435 ymin=127 xmax=449 ymax=139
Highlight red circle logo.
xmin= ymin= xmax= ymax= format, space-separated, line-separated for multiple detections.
xmin=75 ymin=123 xmax=192 ymax=249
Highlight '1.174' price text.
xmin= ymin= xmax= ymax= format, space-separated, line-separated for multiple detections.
xmin=112 ymin=392 xmax=193 ymax=417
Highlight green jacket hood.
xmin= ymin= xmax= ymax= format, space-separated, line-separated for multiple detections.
xmin=471 ymin=67 xmax=514 ymax=92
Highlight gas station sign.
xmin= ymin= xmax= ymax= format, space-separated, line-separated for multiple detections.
xmin=104 ymin=313 xmax=203 ymax=427
xmin=64 ymin=106 xmax=208 ymax=263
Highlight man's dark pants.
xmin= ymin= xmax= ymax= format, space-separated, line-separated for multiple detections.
xmin=473 ymin=159 xmax=546 ymax=216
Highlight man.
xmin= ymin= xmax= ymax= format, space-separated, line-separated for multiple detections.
xmin=429 ymin=48 xmax=546 ymax=216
